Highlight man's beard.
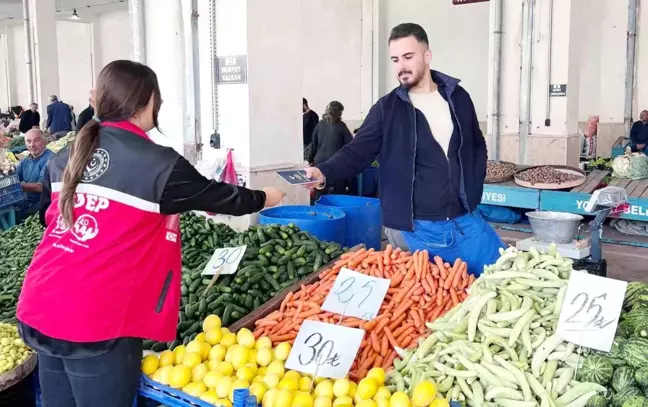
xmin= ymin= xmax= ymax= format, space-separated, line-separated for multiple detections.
xmin=398 ymin=69 xmax=424 ymax=89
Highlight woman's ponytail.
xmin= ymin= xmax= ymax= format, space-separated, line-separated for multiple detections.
xmin=59 ymin=121 xmax=100 ymax=228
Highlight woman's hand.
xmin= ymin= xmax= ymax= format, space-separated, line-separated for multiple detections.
xmin=263 ymin=187 xmax=286 ymax=208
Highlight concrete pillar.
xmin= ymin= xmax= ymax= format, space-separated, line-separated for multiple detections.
xmin=490 ymin=0 xmax=582 ymax=166
xmin=30 ymin=0 xmax=59 ymax=111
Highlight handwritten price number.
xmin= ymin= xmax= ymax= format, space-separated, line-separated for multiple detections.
xmin=298 ymin=333 xmax=341 ymax=368
xmin=564 ymin=292 xmax=615 ymax=330
xmin=322 ymin=268 xmax=390 ymax=321
xmin=202 ymin=245 xmax=247 ymax=276
xmin=333 ymin=276 xmax=377 ymax=308
xmin=212 ymin=247 xmax=244 ymax=269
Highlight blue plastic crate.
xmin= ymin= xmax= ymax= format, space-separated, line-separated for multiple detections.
xmin=138 ymin=374 xmax=231 ymax=407
xmin=0 ymin=174 xmax=24 ymax=210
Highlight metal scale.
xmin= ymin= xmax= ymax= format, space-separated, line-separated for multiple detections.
xmin=516 ymin=186 xmax=628 ymax=275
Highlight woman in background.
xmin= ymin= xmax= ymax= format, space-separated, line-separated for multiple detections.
xmin=308 ymin=101 xmax=355 ymax=197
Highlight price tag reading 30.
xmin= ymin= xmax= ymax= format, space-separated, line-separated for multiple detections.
xmin=202 ymin=245 xmax=247 ymax=276
xmin=285 ymin=320 xmax=364 ymax=379
xmin=557 ymin=271 xmax=627 ymax=352
xmin=321 ymin=268 xmax=390 ymax=320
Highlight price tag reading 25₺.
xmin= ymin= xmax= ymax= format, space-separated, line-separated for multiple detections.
xmin=556 ymin=271 xmax=628 ymax=352
xmin=201 ymin=245 xmax=247 ymax=276
xmin=285 ymin=320 xmax=364 ymax=379
xmin=322 ymin=268 xmax=390 ymax=320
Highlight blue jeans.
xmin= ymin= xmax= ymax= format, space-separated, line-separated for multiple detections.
xmin=385 ymin=213 xmax=505 ymax=276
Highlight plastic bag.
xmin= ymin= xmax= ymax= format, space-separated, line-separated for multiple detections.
xmin=221 ymin=149 xmax=238 ymax=185
xmin=611 ymin=148 xmax=648 ymax=179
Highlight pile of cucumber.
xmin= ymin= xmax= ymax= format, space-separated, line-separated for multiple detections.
xmin=0 ymin=216 xmax=44 ymax=323
xmin=144 ymin=217 xmax=346 ymax=352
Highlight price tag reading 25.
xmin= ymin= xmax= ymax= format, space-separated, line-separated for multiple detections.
xmin=201 ymin=245 xmax=247 ymax=276
xmin=285 ymin=320 xmax=364 ymax=379
xmin=322 ymin=268 xmax=391 ymax=320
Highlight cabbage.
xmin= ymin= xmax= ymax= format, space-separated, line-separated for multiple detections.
xmin=612 ymin=149 xmax=648 ymax=180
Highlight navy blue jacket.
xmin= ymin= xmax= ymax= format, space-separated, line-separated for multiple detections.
xmin=46 ymin=101 xmax=72 ymax=133
xmin=318 ymin=71 xmax=487 ymax=232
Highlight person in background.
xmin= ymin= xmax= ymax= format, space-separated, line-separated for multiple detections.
xmin=308 ymin=101 xmax=354 ymax=197
xmin=70 ymin=106 xmax=77 ymax=129
xmin=46 ymin=95 xmax=73 ymax=140
xmin=306 ymin=23 xmax=502 ymax=276
xmin=302 ymin=98 xmax=319 ymax=148
xmin=16 ymin=129 xmax=53 ymax=220
xmin=630 ymin=110 xmax=648 ymax=153
xmin=17 ymin=60 xmax=285 ymax=407
xmin=76 ymin=91 xmax=95 ymax=132
xmin=19 ymin=103 xmax=40 ymax=134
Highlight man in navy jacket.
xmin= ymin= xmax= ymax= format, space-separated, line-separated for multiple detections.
xmin=46 ymin=95 xmax=72 ymax=140
xmin=306 ymin=23 xmax=504 ymax=276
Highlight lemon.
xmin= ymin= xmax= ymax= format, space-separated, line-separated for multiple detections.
xmin=218 ymin=399 xmax=233 ymax=407
xmin=263 ymin=374 xmax=280 ymax=389
xmin=333 ymin=396 xmax=353 ymax=407
xmin=348 ymin=381 xmax=357 ymax=398
xmin=258 ymin=367 xmax=268 ymax=376
xmin=244 ymin=363 xmax=259 ymax=375
xmin=267 ymin=361 xmax=285 ymax=378
xmin=263 ymin=388 xmax=279 ymax=407
xmin=205 ymin=328 xmax=223 ymax=346
xmin=299 ymin=376 xmax=313 ymax=392
xmin=274 ymin=342 xmax=291 ymax=361
xmin=229 ymin=379 xmax=250 ymax=402
xmin=314 ymin=380 xmax=334 ymax=398
xmin=256 ymin=347 xmax=273 ymax=367
xmin=256 ymin=336 xmax=273 ymax=350
xmin=158 ymin=366 xmax=173 ymax=386
xmin=200 ymin=390 xmax=219 ymax=404
xmin=230 ymin=345 xmax=249 ymax=370
xmin=207 ymin=359 xmax=221 ymax=371
xmin=376 ymin=398 xmax=389 ymax=407
xmin=237 ymin=366 xmax=256 ymax=382
xmin=199 ymin=342 xmax=212 ymax=360
xmin=357 ymin=400 xmax=378 ymax=407
xmin=192 ymin=363 xmax=208 ymax=382
xmin=215 ymin=376 xmax=233 ymax=398
xmin=253 ymin=375 xmax=265 ymax=383
xmin=151 ymin=368 xmax=162 ymax=382
xmin=203 ymin=314 xmax=222 ymax=332
xmin=293 ymin=391 xmax=314 ymax=407
xmin=284 ymin=370 xmax=301 ymax=381
xmin=366 ymin=368 xmax=386 ymax=386
xmin=374 ymin=387 xmax=391 ymax=401
xmin=183 ymin=381 xmax=207 ymax=397
xmin=169 ymin=365 xmax=192 ymax=389
xmin=173 ymin=345 xmax=187 ymax=365
xmin=248 ymin=349 xmax=258 ymax=365
xmin=216 ymin=361 xmax=234 ymax=376
xmin=250 ymin=382 xmax=268 ymax=401
xmin=278 ymin=377 xmax=299 ymax=391
xmin=314 ymin=377 xmax=327 ymax=385
xmin=389 ymin=391 xmax=411 ymax=407
xmin=237 ymin=328 xmax=256 ymax=349
xmin=182 ymin=352 xmax=202 ymax=369
xmin=186 ymin=340 xmax=203 ymax=355
xmin=274 ymin=388 xmax=294 ymax=407
xmin=209 ymin=344 xmax=227 ymax=362
xmin=195 ymin=332 xmax=206 ymax=343
xmin=220 ymin=332 xmax=237 ymax=347
xmin=333 ymin=378 xmax=351 ymax=398
xmin=314 ymin=396 xmax=333 ymax=407
xmin=411 ymin=381 xmax=436 ymax=407
xmin=141 ymin=354 xmax=159 ymax=376
xmin=356 ymin=378 xmax=378 ymax=400
xmin=221 ymin=327 xmax=231 ymax=336
xmin=203 ymin=371 xmax=221 ymax=388
xmin=158 ymin=350 xmax=175 ymax=367
xmin=429 ymin=400 xmax=449 ymax=407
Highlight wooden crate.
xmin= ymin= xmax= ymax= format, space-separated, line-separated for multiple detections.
xmin=229 ymin=244 xmax=364 ymax=332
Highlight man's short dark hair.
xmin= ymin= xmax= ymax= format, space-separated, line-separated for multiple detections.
xmin=389 ymin=23 xmax=429 ymax=47
xmin=303 ymin=98 xmax=308 ymax=106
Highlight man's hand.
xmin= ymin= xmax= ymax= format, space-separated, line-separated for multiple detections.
xmin=262 ymin=187 xmax=286 ymax=208
xmin=638 ymin=144 xmax=646 ymax=150
xmin=304 ymin=167 xmax=325 ymax=189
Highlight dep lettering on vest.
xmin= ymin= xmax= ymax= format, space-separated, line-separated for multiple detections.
xmin=482 ymin=192 xmax=507 ymax=203
xmin=74 ymin=193 xmax=110 ymax=212
xmin=576 ymin=199 xmax=648 ymax=217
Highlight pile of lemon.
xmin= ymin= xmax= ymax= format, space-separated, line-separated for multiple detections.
xmin=141 ymin=314 xmax=450 ymax=407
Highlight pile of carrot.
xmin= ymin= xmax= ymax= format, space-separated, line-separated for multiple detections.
xmin=252 ymin=245 xmax=475 ymax=379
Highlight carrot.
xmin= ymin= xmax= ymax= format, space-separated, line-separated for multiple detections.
xmin=374 ymin=355 xmax=384 ymax=369
xmin=380 ymin=335 xmax=389 ymax=355
xmin=388 ymin=312 xmax=408 ymax=331
xmin=393 ymin=299 xmax=414 ymax=319
xmin=383 ymin=351 xmax=397 ymax=370
xmin=370 ymin=331 xmax=380 ymax=352
xmin=434 ymin=256 xmax=447 ymax=278
xmin=374 ymin=317 xmax=391 ymax=334
xmin=396 ymin=326 xmax=415 ymax=344
xmin=392 ymin=321 xmax=414 ymax=338
xmin=450 ymin=288 xmax=459 ymax=307
xmin=443 ymin=259 xmax=460 ymax=290
xmin=451 ymin=260 xmax=464 ymax=288
xmin=436 ymin=287 xmax=444 ymax=306
xmin=384 ymin=327 xmax=399 ymax=349
xmin=269 ymin=333 xmax=297 ymax=342
xmin=410 ymin=310 xmax=422 ymax=328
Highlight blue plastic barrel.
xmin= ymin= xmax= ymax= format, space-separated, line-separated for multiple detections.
xmin=258 ymin=205 xmax=346 ymax=244
xmin=316 ymin=195 xmax=382 ymax=250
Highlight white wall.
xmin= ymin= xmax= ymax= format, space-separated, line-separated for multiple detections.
xmin=56 ymin=21 xmax=93 ymax=115
xmin=9 ymin=24 xmax=28 ymax=108
xmin=378 ymin=0 xmax=490 ymax=121
xmin=92 ymin=9 xmax=130 ymax=74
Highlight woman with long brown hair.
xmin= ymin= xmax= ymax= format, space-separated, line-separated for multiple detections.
xmin=16 ymin=60 xmax=285 ymax=406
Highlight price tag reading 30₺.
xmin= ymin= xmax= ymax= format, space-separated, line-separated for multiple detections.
xmin=321 ymin=268 xmax=390 ymax=320
xmin=557 ymin=271 xmax=627 ymax=352
xmin=202 ymin=245 xmax=247 ymax=276
xmin=285 ymin=320 xmax=364 ymax=379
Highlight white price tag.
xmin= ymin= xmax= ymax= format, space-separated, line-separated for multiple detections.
xmin=557 ymin=271 xmax=628 ymax=352
xmin=285 ymin=320 xmax=364 ymax=379
xmin=321 ymin=268 xmax=390 ymax=320
xmin=201 ymin=245 xmax=247 ymax=276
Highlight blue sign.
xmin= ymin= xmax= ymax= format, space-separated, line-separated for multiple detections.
xmin=481 ymin=185 xmax=540 ymax=209
xmin=540 ymin=191 xmax=648 ymax=222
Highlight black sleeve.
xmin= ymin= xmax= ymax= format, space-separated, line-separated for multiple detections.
xmin=39 ymin=165 xmax=52 ymax=227
xmin=342 ymin=123 xmax=353 ymax=145
xmin=18 ymin=112 xmax=29 ymax=133
xmin=630 ymin=122 xmax=641 ymax=144
xmin=159 ymin=156 xmax=267 ymax=215
xmin=308 ymin=123 xmax=320 ymax=163
xmin=76 ymin=109 xmax=92 ymax=132
xmin=35 ymin=112 xmax=41 ymax=128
